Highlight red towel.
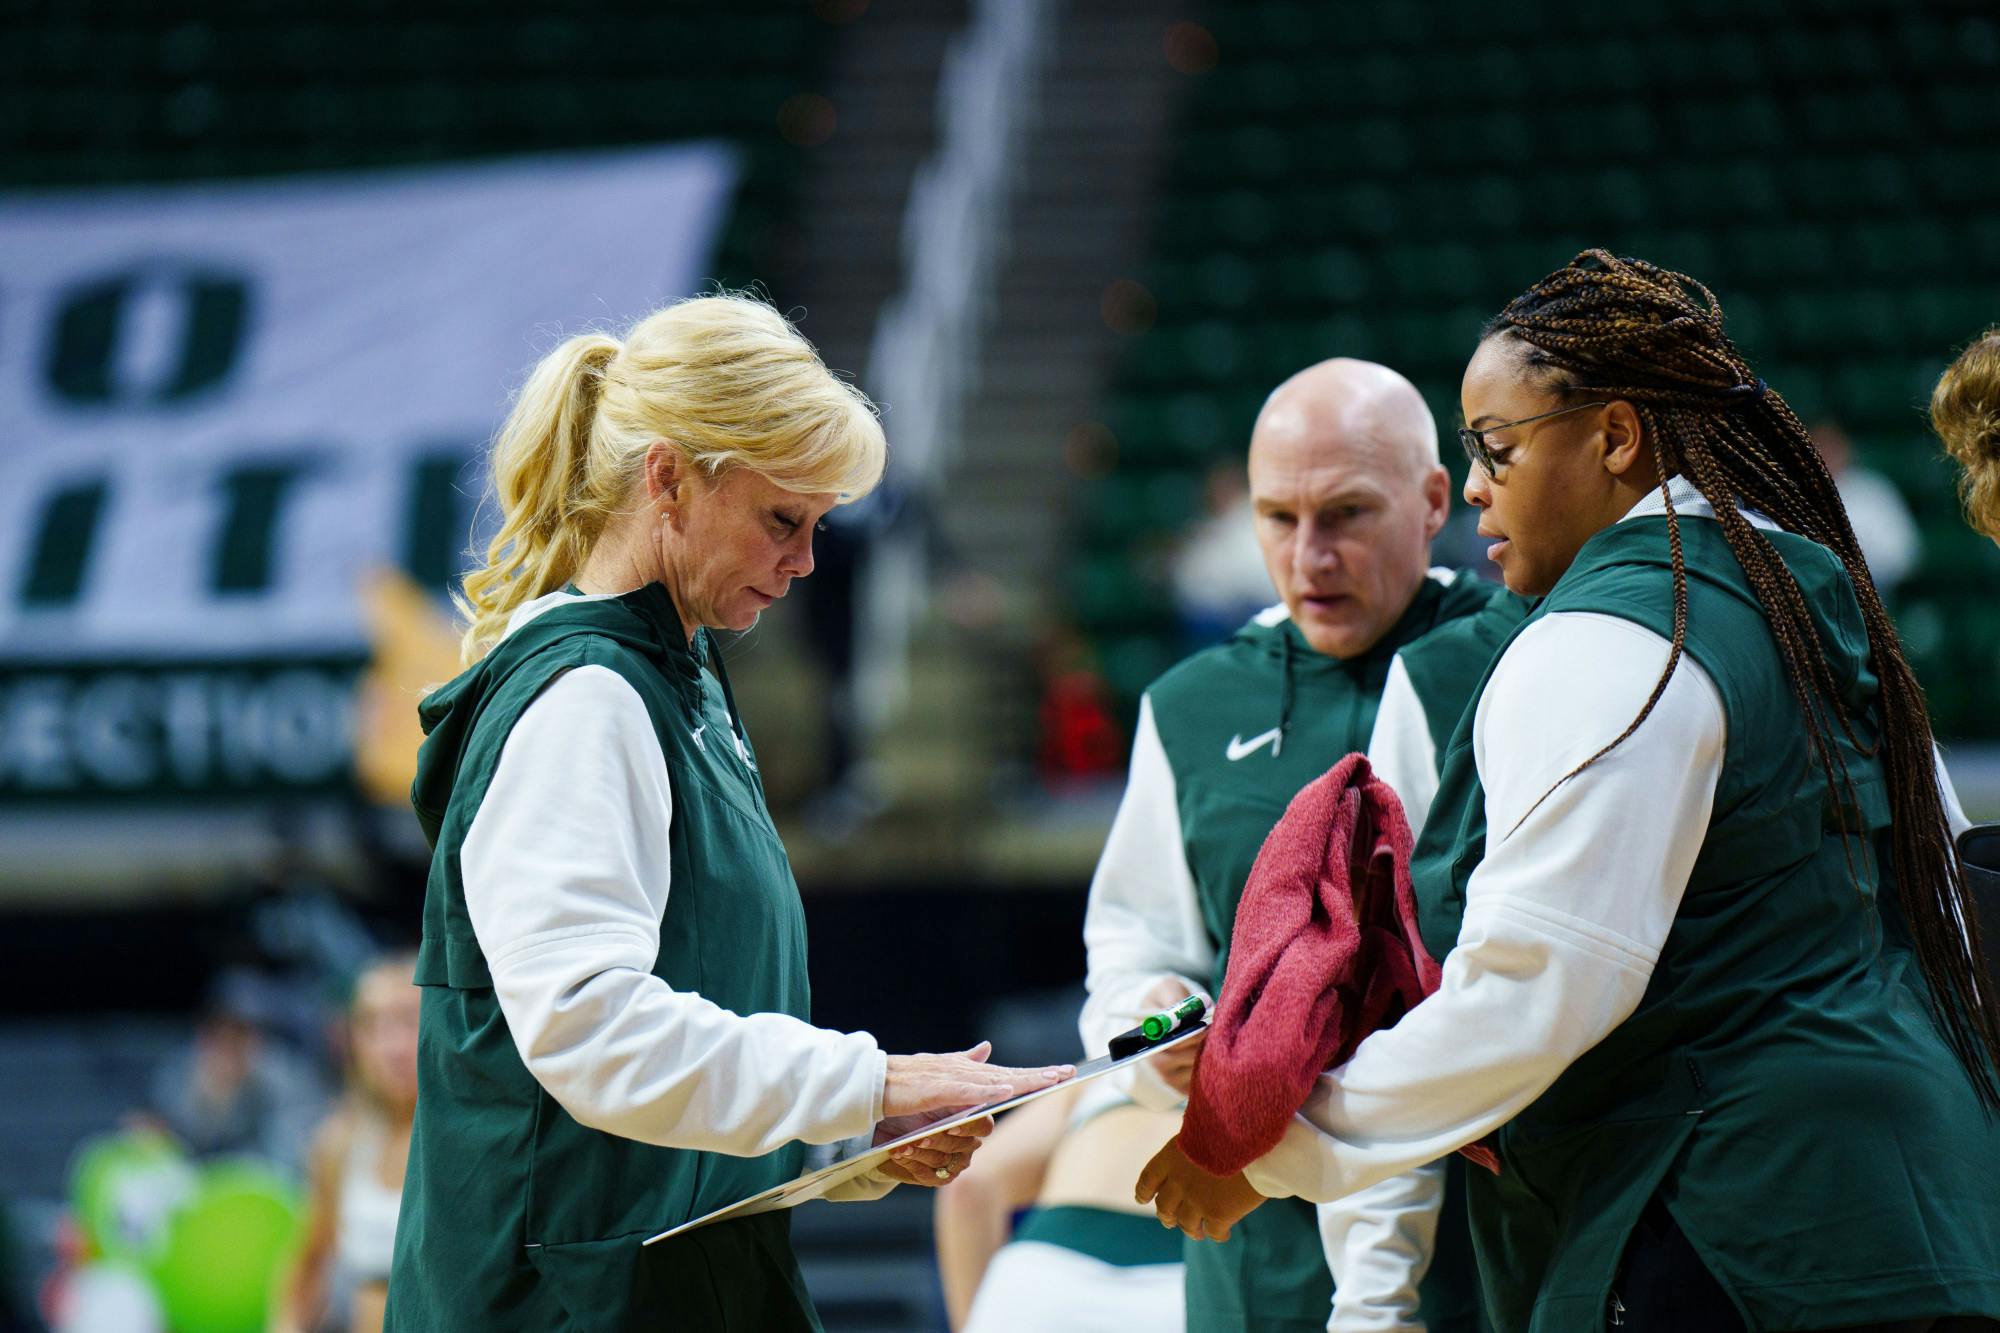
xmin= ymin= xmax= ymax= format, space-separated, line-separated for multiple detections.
xmin=1180 ymin=752 xmax=1499 ymax=1178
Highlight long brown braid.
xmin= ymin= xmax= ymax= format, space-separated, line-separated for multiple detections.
xmin=1488 ymin=249 xmax=2000 ymax=1109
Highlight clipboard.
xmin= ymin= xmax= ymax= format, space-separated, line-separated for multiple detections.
xmin=643 ymin=1020 xmax=1206 ymax=1245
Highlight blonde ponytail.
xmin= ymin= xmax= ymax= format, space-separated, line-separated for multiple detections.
xmin=455 ymin=294 xmax=886 ymax=664
xmin=456 ymin=332 xmax=625 ymax=662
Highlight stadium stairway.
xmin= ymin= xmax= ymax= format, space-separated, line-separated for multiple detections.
xmin=932 ymin=0 xmax=1192 ymax=793
xmin=725 ymin=0 xmax=973 ymax=837
xmin=748 ymin=0 xmax=1191 ymax=886
xmin=789 ymin=0 xmax=972 ymax=383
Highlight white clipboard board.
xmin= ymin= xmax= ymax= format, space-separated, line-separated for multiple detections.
xmin=643 ymin=1021 xmax=1206 ymax=1245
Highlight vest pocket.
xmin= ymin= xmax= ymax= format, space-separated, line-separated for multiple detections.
xmin=525 ymin=1232 xmax=725 ymax=1332
xmin=525 ymin=1218 xmax=818 ymax=1333
xmin=414 ymin=851 xmax=494 ymax=990
xmin=1495 ymin=1110 xmax=1705 ymax=1331
xmin=413 ymin=927 xmax=492 ymax=990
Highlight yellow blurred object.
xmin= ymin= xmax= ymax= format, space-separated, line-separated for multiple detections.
xmin=353 ymin=568 xmax=464 ymax=806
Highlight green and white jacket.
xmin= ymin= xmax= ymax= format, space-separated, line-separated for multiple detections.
xmin=387 ymin=585 xmax=893 ymax=1333
xmin=1245 ymin=477 xmax=1997 ymax=1331
xmin=1079 ymin=568 xmax=1500 ymax=1333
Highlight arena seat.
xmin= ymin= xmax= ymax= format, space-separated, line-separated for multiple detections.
xmin=1075 ymin=0 xmax=2000 ymax=742
xmin=2 ymin=0 xmax=826 ymax=290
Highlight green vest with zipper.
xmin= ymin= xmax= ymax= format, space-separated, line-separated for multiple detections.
xmin=1146 ymin=571 xmax=1500 ymax=1333
xmin=384 ymin=584 xmax=825 ymax=1333
xmin=1413 ymin=516 xmax=2000 ymax=1333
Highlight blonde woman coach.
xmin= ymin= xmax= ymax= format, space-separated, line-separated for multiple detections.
xmin=383 ymin=295 xmax=1070 ymax=1333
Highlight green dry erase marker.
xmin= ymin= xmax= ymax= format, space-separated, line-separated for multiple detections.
xmin=1142 ymin=994 xmax=1206 ymax=1040
xmin=1109 ymin=995 xmax=1206 ymax=1059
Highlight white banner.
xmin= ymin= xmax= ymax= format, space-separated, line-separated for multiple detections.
xmin=0 ymin=145 xmax=737 ymax=800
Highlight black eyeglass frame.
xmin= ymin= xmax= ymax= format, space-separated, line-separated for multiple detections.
xmin=1457 ymin=400 xmax=1609 ymax=477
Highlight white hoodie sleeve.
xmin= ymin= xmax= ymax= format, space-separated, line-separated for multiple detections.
xmin=460 ymin=665 xmax=887 ymax=1156
xmin=1364 ymin=655 xmax=1440 ymax=838
xmin=1291 ymin=654 xmax=1449 ymax=1332
xmin=1243 ymin=611 xmax=1725 ymax=1204
xmin=1316 ymin=1161 xmax=1446 ymax=1332
xmin=1079 ymin=694 xmax=1216 ymax=1109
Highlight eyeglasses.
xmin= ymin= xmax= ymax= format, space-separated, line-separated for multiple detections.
xmin=1457 ymin=400 xmax=1608 ymax=477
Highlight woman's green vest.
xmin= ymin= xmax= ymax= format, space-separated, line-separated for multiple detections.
xmin=1414 ymin=516 xmax=2000 ymax=1332
xmin=384 ymin=585 xmax=825 ymax=1333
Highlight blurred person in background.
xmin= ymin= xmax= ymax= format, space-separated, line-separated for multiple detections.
xmin=1154 ymin=253 xmax=2000 ymax=1332
xmin=274 ymin=954 xmax=419 ymax=1333
xmin=1035 ymin=623 xmax=1128 ymax=784
xmin=385 ymin=294 xmax=1071 ymax=1333
xmin=1081 ymin=358 xmax=1500 ymax=1332
xmin=1810 ymin=419 xmax=1919 ymax=595
xmin=143 ymin=968 xmax=324 ymax=1177
xmin=936 ymin=1082 xmax=1185 ymax=1333
xmin=1171 ymin=461 xmax=1278 ymax=651
xmin=1930 ymin=327 xmax=2000 ymax=1001
xmin=796 ymin=480 xmax=905 ymax=839
xmin=1932 ymin=327 xmax=2000 ymax=546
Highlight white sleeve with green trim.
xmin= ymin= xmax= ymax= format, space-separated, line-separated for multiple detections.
xmin=461 ymin=665 xmax=889 ymax=1158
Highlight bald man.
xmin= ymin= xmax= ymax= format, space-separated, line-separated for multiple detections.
xmin=1080 ymin=360 xmax=1501 ymax=1333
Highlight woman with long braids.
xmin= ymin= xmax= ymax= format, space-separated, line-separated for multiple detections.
xmin=1138 ymin=252 xmax=2000 ymax=1331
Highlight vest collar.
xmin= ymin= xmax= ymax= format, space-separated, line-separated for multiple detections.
xmin=1621 ymin=473 xmax=1707 ymax=521
xmin=612 ymin=583 xmax=748 ymax=745
xmin=1621 ymin=474 xmax=1781 ymax=533
xmin=615 ymin=582 xmax=704 ymax=662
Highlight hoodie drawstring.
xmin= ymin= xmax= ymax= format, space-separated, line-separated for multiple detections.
xmin=699 ymin=629 xmax=750 ymax=750
xmin=1275 ymin=629 xmax=1294 ymax=758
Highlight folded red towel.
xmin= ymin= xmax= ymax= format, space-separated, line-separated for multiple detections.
xmin=1180 ymin=752 xmax=1499 ymax=1178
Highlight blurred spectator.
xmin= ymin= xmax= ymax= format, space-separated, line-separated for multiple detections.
xmin=1812 ymin=420 xmax=1919 ymax=594
xmin=143 ymin=969 xmax=324 ymax=1176
xmin=274 ymin=954 xmax=418 ymax=1333
xmin=797 ymin=488 xmax=897 ymax=840
xmin=1170 ymin=462 xmax=1273 ymax=650
xmin=1035 ymin=626 xmax=1126 ymax=783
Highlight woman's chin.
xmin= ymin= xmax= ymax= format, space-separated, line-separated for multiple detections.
xmin=1500 ymin=561 xmax=1562 ymax=598
xmin=1495 ymin=555 xmax=1538 ymax=597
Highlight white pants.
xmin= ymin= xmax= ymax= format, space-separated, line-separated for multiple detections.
xmin=961 ymin=1240 xmax=1184 ymax=1333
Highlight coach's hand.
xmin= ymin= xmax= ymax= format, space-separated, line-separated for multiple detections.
xmin=878 ymin=1042 xmax=1072 ymax=1187
xmin=875 ymin=1111 xmax=996 ymax=1187
xmin=1134 ymin=1134 xmax=1267 ymax=1241
xmin=1140 ymin=979 xmax=1209 ymax=1096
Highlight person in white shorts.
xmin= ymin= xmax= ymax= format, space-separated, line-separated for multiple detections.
xmin=940 ymin=1079 xmax=1184 ymax=1333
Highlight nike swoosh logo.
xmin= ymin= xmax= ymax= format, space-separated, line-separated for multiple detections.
xmin=1225 ymin=728 xmax=1282 ymax=761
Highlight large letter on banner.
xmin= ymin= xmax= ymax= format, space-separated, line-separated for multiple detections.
xmin=0 ymin=145 xmax=737 ymax=886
